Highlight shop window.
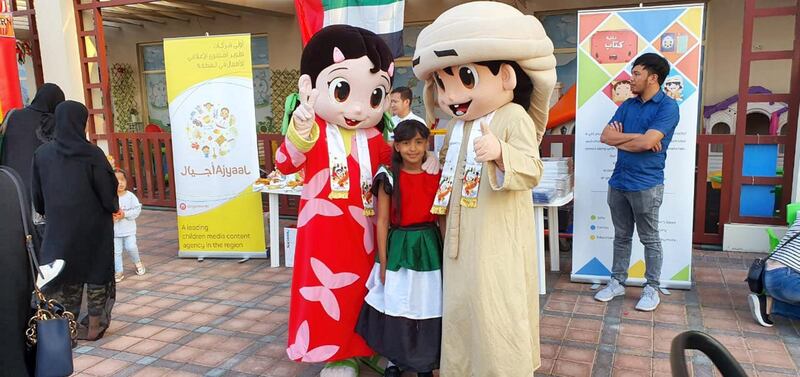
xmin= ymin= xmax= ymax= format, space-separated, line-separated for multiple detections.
xmin=138 ymin=35 xmax=271 ymax=132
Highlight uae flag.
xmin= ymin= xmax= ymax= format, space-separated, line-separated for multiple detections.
xmin=295 ymin=0 xmax=405 ymax=58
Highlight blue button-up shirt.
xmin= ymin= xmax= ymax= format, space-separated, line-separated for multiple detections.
xmin=608 ymin=90 xmax=680 ymax=192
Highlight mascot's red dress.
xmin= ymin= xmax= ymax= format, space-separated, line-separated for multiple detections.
xmin=276 ymin=24 xmax=394 ymax=364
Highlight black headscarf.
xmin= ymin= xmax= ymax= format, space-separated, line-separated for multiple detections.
xmin=0 ymin=83 xmax=65 ymax=193
xmin=29 ymin=83 xmax=65 ymax=142
xmin=53 ymin=101 xmax=112 ymax=172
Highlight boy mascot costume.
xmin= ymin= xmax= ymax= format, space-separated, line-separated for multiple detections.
xmin=413 ymin=2 xmax=557 ymax=376
xmin=276 ymin=25 xmax=394 ymax=377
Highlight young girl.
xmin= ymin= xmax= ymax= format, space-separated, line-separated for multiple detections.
xmin=113 ymin=169 xmax=144 ymax=282
xmin=356 ymin=120 xmax=442 ymax=377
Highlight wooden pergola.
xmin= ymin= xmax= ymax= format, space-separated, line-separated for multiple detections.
xmin=70 ymin=0 xmax=292 ymax=145
xmin=9 ymin=0 xmax=43 ymax=88
xmin=66 ymin=0 xmax=293 ymax=206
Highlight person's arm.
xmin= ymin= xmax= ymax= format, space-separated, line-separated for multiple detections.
xmin=616 ymin=129 xmax=665 ymax=152
xmin=485 ymin=114 xmax=543 ymax=191
xmin=376 ymin=185 xmax=390 ymax=284
xmin=92 ymin=165 xmax=120 ymax=214
xmin=600 ymin=122 xmax=639 ymax=146
xmin=617 ymin=101 xmax=680 ymax=153
xmin=600 ymin=103 xmax=633 ymax=146
xmin=275 ymin=119 xmax=318 ymax=174
xmin=124 ymin=193 xmax=142 ymax=220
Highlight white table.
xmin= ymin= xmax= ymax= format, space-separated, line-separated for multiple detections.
xmin=534 ymin=192 xmax=573 ymax=294
xmin=259 ymin=185 xmax=574 ymax=286
xmin=258 ymin=186 xmax=301 ymax=267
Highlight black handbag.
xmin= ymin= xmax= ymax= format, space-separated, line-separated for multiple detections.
xmin=0 ymin=167 xmax=77 ymax=377
xmin=746 ymin=230 xmax=800 ymax=294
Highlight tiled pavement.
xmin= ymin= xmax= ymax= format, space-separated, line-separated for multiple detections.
xmin=70 ymin=210 xmax=800 ymax=377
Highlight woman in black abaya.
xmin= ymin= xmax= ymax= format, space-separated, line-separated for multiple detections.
xmin=32 ymin=100 xmax=118 ymax=341
xmin=0 ymin=83 xmax=65 ymax=191
xmin=0 ymin=166 xmax=36 ymax=376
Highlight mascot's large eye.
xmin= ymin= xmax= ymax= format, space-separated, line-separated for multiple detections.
xmin=328 ymin=78 xmax=351 ymax=103
xmin=370 ymin=87 xmax=386 ymax=109
xmin=458 ymin=65 xmax=479 ymax=89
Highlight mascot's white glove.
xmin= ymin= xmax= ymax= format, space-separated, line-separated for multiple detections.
xmin=292 ymin=74 xmax=319 ymax=140
xmin=422 ymin=151 xmax=441 ymax=174
xmin=474 ymin=121 xmax=502 ymax=162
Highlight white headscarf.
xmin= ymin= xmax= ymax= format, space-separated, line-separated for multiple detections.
xmin=412 ymin=1 xmax=557 ymax=142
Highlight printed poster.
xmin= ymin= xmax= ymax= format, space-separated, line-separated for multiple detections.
xmin=164 ymin=34 xmax=266 ymax=258
xmin=573 ymin=5 xmax=704 ymax=288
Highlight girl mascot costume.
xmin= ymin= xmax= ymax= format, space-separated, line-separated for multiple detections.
xmin=276 ymin=25 xmax=394 ymax=377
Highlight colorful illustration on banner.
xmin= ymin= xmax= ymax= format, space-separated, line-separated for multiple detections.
xmin=186 ymin=102 xmax=238 ymax=159
xmin=603 ymin=71 xmax=635 ymax=105
xmin=611 ymin=80 xmax=634 ymax=103
xmin=652 ymin=22 xmax=697 ymax=64
xmin=671 ymin=265 xmax=691 ymax=281
xmin=663 ymin=76 xmax=684 ymax=102
xmin=662 ymin=67 xmax=696 ymax=105
xmin=575 ymin=257 xmax=611 ymax=276
xmin=581 ymin=14 xmax=649 ymax=76
xmin=590 ymin=29 xmax=637 ymax=64
xmin=628 ymin=260 xmax=645 ymax=279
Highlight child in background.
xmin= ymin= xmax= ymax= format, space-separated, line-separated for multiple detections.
xmin=113 ymin=169 xmax=145 ymax=282
xmin=356 ymin=120 xmax=443 ymax=377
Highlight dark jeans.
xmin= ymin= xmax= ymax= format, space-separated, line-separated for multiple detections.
xmin=765 ymin=267 xmax=800 ymax=320
xmin=608 ymin=185 xmax=664 ymax=287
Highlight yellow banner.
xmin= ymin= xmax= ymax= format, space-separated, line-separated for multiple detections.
xmin=164 ymin=34 xmax=266 ymax=258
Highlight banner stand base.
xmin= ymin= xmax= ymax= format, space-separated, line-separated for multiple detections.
xmin=571 ymin=274 xmax=692 ymax=290
xmin=179 ymin=251 xmax=267 ymax=259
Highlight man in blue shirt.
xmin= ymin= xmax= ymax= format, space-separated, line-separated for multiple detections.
xmin=594 ymin=53 xmax=680 ymax=311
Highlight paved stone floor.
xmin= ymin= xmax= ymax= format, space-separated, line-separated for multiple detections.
xmin=69 ymin=210 xmax=800 ymax=377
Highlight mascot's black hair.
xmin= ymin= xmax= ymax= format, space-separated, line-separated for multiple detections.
xmin=296 ymin=25 xmax=395 ymax=132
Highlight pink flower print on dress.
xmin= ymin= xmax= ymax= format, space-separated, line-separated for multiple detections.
xmin=297 ymin=170 xmax=343 ymax=227
xmin=285 ymin=140 xmax=306 ymax=167
xmin=286 ymin=320 xmax=340 ymax=362
xmin=275 ymin=149 xmax=287 ymax=164
xmin=299 ymin=257 xmax=359 ymax=321
xmin=349 ymin=206 xmax=375 ymax=254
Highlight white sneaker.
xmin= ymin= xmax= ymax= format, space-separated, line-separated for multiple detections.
xmin=115 ymin=273 xmax=125 ymax=283
xmin=36 ymin=259 xmax=64 ymax=289
xmin=748 ymin=293 xmax=774 ymax=327
xmin=594 ymin=278 xmax=625 ymax=302
xmin=635 ymin=285 xmax=661 ymax=311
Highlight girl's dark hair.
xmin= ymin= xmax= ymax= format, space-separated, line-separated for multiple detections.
xmin=389 ymin=119 xmax=430 ymax=225
xmin=475 ymin=60 xmax=533 ymax=111
xmin=298 ymin=24 xmax=394 ymax=132
xmin=114 ymin=168 xmax=127 ymax=178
